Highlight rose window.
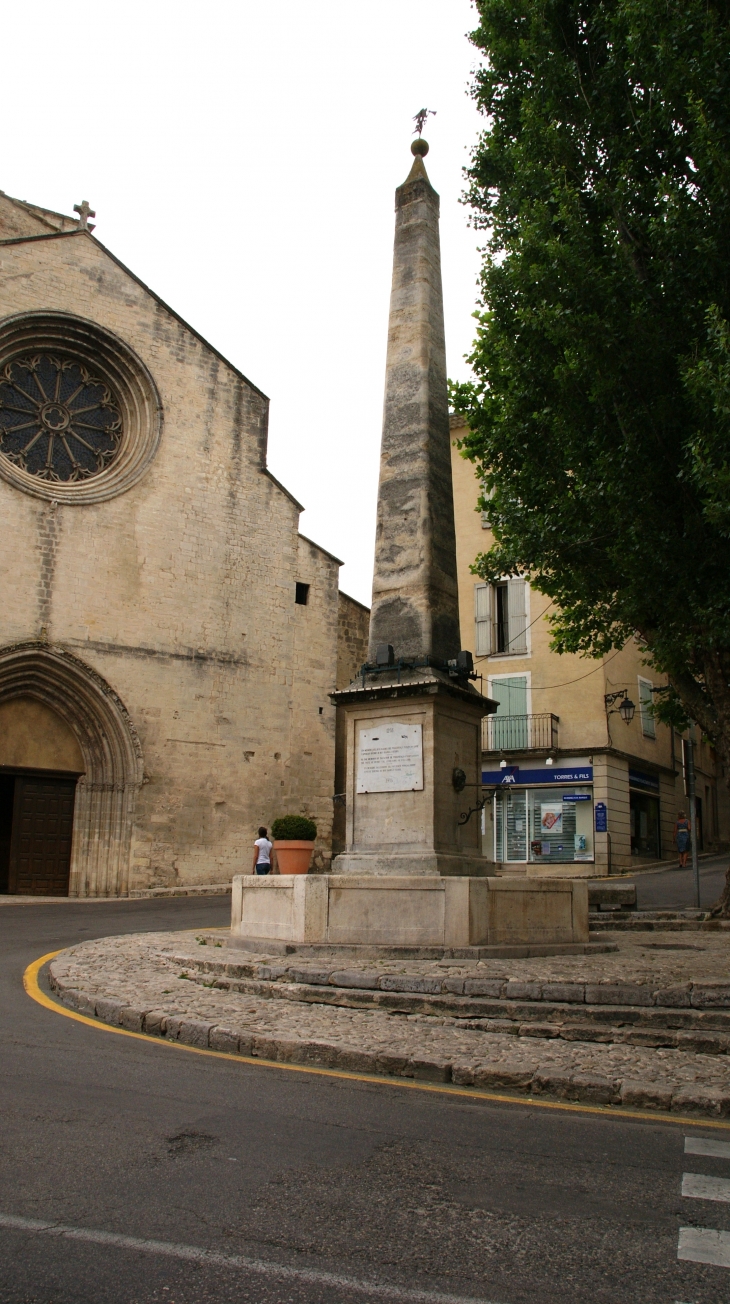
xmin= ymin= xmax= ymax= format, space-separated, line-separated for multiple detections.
xmin=0 ymin=353 xmax=123 ymax=482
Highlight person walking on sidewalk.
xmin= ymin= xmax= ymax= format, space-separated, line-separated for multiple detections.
xmin=674 ymin=811 xmax=691 ymax=869
xmin=252 ymin=826 xmax=273 ymax=875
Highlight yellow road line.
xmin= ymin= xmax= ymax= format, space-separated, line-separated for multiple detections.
xmin=23 ymin=950 xmax=730 ymax=1131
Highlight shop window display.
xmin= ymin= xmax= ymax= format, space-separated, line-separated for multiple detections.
xmin=494 ymin=787 xmax=594 ymax=864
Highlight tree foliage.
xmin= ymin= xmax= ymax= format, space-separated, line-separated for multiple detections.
xmin=451 ymin=0 xmax=730 ymax=768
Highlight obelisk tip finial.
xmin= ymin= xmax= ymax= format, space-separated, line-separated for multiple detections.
xmin=411 ymin=137 xmax=429 ymax=158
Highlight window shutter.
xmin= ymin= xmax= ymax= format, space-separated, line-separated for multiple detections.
xmin=474 ymin=583 xmax=492 ymax=656
xmin=639 ymin=678 xmax=656 ymax=738
xmin=507 ymin=579 xmax=528 ymax=654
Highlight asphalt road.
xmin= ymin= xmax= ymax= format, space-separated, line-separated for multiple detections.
xmin=635 ymin=853 xmax=729 ymax=910
xmin=2 ymin=898 xmax=730 ymax=1304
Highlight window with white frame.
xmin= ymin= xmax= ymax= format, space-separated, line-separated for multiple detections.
xmin=474 ymin=579 xmax=529 ymax=656
xmin=638 ymin=676 xmax=656 ymax=739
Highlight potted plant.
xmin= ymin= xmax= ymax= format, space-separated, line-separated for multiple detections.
xmin=271 ymin=816 xmax=317 ymax=875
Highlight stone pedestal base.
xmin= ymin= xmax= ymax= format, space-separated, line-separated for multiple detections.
xmin=332 ymin=668 xmax=493 ymax=878
xmin=230 ymin=873 xmax=589 ymax=953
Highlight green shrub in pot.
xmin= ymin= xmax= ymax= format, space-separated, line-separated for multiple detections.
xmin=271 ymin=815 xmax=317 ymax=842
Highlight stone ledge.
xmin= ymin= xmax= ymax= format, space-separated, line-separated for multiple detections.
xmin=228 ymin=937 xmax=614 ymax=960
xmin=129 ymin=885 xmax=232 ymax=898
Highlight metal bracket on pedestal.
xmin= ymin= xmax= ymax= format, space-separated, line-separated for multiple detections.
xmin=457 ymin=786 xmax=496 ymax=827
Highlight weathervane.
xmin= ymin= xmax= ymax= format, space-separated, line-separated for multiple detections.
xmin=412 ymin=108 xmax=436 ymax=137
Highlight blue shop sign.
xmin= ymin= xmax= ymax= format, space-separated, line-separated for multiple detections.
xmin=629 ymin=768 xmax=660 ymax=793
xmin=595 ymin=801 xmax=608 ymax=832
xmin=563 ymin=793 xmax=592 ymax=802
xmin=482 ymin=766 xmax=593 ymax=786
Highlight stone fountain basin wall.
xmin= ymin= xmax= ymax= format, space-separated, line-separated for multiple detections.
xmin=230 ymin=874 xmax=589 ymax=951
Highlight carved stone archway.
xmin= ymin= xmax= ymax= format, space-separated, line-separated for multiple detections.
xmin=0 ymin=643 xmax=143 ymax=896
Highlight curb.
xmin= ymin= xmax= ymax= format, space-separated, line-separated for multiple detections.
xmin=48 ymin=970 xmax=730 ymax=1120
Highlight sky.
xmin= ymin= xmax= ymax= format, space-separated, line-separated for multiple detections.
xmin=1 ymin=1 xmax=484 ymax=605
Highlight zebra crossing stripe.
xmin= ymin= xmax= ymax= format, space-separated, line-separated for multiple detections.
xmin=685 ymin=1137 xmax=730 ymax=1159
xmin=682 ymin=1173 xmax=730 ymax=1202
xmin=678 ymin=1227 xmax=730 ymax=1268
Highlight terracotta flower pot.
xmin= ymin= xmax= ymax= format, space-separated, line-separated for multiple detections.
xmin=273 ymin=840 xmax=314 ymax=875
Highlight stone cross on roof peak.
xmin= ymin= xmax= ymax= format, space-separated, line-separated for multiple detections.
xmin=73 ymin=200 xmax=96 ymax=232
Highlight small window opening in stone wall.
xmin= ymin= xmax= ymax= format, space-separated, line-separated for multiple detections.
xmin=295 ymin=582 xmax=310 ymax=606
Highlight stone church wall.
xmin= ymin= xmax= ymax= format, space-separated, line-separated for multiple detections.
xmin=0 ymin=225 xmax=341 ymax=892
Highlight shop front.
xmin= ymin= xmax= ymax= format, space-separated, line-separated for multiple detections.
xmin=483 ymin=763 xmax=595 ymax=869
xmin=629 ymin=768 xmax=661 ymax=859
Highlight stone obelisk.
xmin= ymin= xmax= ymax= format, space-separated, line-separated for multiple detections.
xmin=331 ymin=138 xmax=495 ymax=878
xmin=368 ymin=138 xmax=461 ymax=665
xmin=228 ymin=137 xmax=588 ymax=955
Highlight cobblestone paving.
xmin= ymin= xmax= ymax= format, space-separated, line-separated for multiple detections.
xmin=46 ymin=930 xmax=730 ymax=1118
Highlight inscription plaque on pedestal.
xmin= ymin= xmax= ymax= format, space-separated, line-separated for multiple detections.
xmin=356 ymin=723 xmax=423 ymax=793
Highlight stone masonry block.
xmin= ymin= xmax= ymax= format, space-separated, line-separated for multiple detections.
xmin=676 ymin=1031 xmax=730 ymax=1054
xmin=584 ymin=984 xmax=654 ymax=1007
xmin=168 ymin=1018 xmax=213 ymax=1048
xmin=464 ymin=979 xmax=505 ymax=997
xmin=541 ymin=983 xmax=585 ymax=1004
xmin=286 ymin=969 xmax=331 ymax=986
xmin=620 ymin=1029 xmax=677 ymax=1048
xmin=209 ymin=1026 xmax=240 ymax=1053
xmin=486 ymin=1019 xmax=520 ymax=1035
xmin=532 ymin=1069 xmax=573 ymax=1098
xmin=410 ymin=1058 xmax=452 ymax=1082
xmin=654 ymin=986 xmax=691 ymax=1007
xmin=329 ymin=970 xmax=381 ymax=989
xmin=143 ymin=1010 xmax=170 ymax=1036
xmin=333 ymin=1047 xmax=379 ymax=1073
xmin=621 ymin=1080 xmax=674 ymax=1111
xmin=94 ymin=998 xmax=124 ymax=1025
xmin=569 ymin=1073 xmax=621 ymax=1104
xmin=451 ymin=1062 xmax=477 ymax=1086
xmin=473 ymin=1064 xmax=535 ymax=1091
xmin=251 ymin=1035 xmax=279 ymax=1059
xmin=376 ymin=1052 xmax=411 ymax=1076
xmin=672 ymin=1086 xmax=730 ymax=1116
xmin=559 ymin=1024 xmax=615 ymax=1043
xmin=440 ymin=977 xmax=465 ymax=995
xmin=379 ymin=975 xmax=443 ymax=995
xmin=62 ymin=989 xmax=95 ymax=1016
xmin=690 ymin=986 xmax=730 ymax=1009
xmin=518 ymin=1023 xmax=560 ymax=1039
xmin=504 ymin=982 xmax=543 ymax=1001
xmin=119 ymin=1006 xmax=147 ymax=1032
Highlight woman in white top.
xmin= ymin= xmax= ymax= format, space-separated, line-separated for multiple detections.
xmin=252 ymin=826 xmax=273 ymax=875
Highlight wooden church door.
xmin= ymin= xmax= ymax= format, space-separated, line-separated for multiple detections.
xmin=8 ymin=774 xmax=76 ymax=896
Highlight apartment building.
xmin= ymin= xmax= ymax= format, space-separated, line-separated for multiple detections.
xmin=451 ymin=416 xmax=729 ymax=876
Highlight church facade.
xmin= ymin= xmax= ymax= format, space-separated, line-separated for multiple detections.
xmin=0 ymin=192 xmax=368 ymax=897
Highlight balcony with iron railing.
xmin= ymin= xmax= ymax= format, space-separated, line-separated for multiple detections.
xmin=482 ymin=713 xmax=559 ymax=754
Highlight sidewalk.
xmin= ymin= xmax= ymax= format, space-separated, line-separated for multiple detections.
xmin=48 ymin=928 xmax=730 ymax=1119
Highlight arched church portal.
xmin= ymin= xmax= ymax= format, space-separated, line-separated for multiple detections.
xmin=0 ymin=644 xmax=143 ymax=897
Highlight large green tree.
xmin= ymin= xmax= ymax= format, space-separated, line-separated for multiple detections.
xmin=451 ymin=0 xmax=730 ymax=786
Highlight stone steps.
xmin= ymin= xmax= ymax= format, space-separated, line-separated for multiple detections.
xmin=590 ymin=910 xmax=728 ymax=931
xmin=172 ymin=953 xmax=730 ymax=1054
